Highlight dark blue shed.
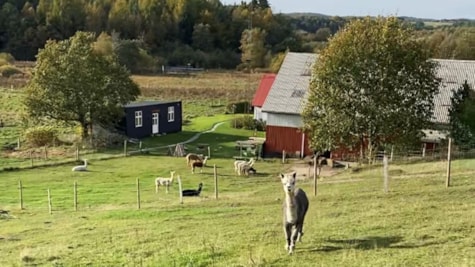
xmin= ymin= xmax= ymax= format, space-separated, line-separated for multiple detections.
xmin=121 ymin=100 xmax=182 ymax=139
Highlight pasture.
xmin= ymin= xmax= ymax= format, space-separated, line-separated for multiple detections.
xmin=1 ymin=151 xmax=474 ymax=266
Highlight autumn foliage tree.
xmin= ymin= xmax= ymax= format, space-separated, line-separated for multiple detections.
xmin=24 ymin=31 xmax=140 ymax=140
xmin=302 ymin=17 xmax=440 ymax=162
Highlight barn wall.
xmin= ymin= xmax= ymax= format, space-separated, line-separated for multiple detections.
xmin=266 ymin=113 xmax=303 ymax=128
xmin=264 ymin=125 xmax=313 ymax=157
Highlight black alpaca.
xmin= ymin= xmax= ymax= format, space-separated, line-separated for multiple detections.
xmin=182 ymin=183 xmax=203 ymax=196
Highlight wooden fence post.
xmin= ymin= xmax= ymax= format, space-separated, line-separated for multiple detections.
xmin=383 ymin=155 xmax=389 ymax=193
xmin=74 ymin=181 xmax=78 ymax=211
xmin=47 ymin=188 xmax=52 ymax=214
xmin=17 ymin=137 xmax=20 ymax=150
xmin=422 ymin=143 xmax=426 ymax=158
xmin=30 ymin=151 xmax=33 ymax=167
xmin=19 ymin=180 xmax=23 ymax=210
xmin=313 ymin=156 xmax=318 ymax=196
xmin=446 ymin=138 xmax=452 ymax=188
xmin=208 ymin=146 xmax=211 ymax=159
xmin=282 ymin=150 xmax=286 ymax=164
xmin=178 ymin=176 xmax=183 ymax=204
xmin=44 ymin=146 xmax=48 ymax=160
xmin=136 ymin=178 xmax=141 ymax=210
xmin=214 ymin=165 xmax=218 ymax=200
xmin=124 ymin=140 xmax=128 ymax=157
xmin=75 ymin=146 xmax=79 ymax=161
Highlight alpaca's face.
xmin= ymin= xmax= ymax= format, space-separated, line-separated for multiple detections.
xmin=280 ymin=172 xmax=297 ymax=193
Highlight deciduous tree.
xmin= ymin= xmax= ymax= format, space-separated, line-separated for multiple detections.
xmin=302 ymin=17 xmax=440 ymax=162
xmin=25 ymin=31 xmax=140 ymax=139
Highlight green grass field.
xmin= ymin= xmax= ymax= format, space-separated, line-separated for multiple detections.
xmin=1 ymin=153 xmax=474 ymax=266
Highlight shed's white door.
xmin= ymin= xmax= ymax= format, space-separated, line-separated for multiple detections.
xmin=152 ymin=112 xmax=159 ymax=134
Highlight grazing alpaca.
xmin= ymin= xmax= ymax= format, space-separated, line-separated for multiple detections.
xmin=280 ymin=172 xmax=309 ymax=254
xmin=237 ymin=158 xmax=255 ymax=176
xmin=234 ymin=158 xmax=255 ymax=173
xmin=186 ymin=153 xmax=204 ymax=166
xmin=155 ymin=171 xmax=176 ymax=193
xmin=191 ymin=156 xmax=208 ymax=173
xmin=72 ymin=159 xmax=88 ymax=172
xmin=182 ymin=182 xmax=203 ymax=196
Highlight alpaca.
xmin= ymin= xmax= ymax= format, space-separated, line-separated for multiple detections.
xmin=237 ymin=158 xmax=255 ymax=176
xmin=280 ymin=172 xmax=309 ymax=254
xmin=234 ymin=158 xmax=255 ymax=174
xmin=191 ymin=156 xmax=208 ymax=174
xmin=182 ymin=182 xmax=203 ymax=196
xmin=186 ymin=153 xmax=204 ymax=166
xmin=155 ymin=171 xmax=176 ymax=193
xmin=72 ymin=159 xmax=88 ymax=172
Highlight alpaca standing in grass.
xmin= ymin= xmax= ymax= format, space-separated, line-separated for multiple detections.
xmin=280 ymin=172 xmax=309 ymax=254
xmin=186 ymin=153 xmax=203 ymax=166
xmin=191 ymin=156 xmax=208 ymax=173
xmin=237 ymin=158 xmax=255 ymax=176
xmin=155 ymin=171 xmax=176 ymax=193
xmin=72 ymin=159 xmax=88 ymax=172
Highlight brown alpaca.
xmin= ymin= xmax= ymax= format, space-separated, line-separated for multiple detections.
xmin=185 ymin=153 xmax=203 ymax=166
xmin=191 ymin=157 xmax=208 ymax=173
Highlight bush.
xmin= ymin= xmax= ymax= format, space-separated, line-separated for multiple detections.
xmin=231 ymin=116 xmax=266 ymax=131
xmin=24 ymin=126 xmax=58 ymax=147
xmin=0 ymin=65 xmax=22 ymax=77
xmin=0 ymin=52 xmax=15 ymax=66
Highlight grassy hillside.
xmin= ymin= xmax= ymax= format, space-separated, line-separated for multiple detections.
xmin=0 ymin=155 xmax=474 ymax=266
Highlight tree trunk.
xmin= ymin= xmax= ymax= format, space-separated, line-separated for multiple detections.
xmin=81 ymin=121 xmax=89 ymax=139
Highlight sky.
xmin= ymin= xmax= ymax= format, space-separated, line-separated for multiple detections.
xmin=221 ymin=0 xmax=475 ymax=20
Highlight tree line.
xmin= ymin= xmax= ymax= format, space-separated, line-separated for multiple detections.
xmin=1 ymin=0 xmax=474 ymax=73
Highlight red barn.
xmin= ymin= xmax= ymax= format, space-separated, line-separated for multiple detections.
xmin=261 ymin=52 xmax=317 ymax=158
xmin=261 ymin=53 xmax=475 ymax=160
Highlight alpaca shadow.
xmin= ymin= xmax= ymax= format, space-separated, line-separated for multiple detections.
xmin=304 ymin=236 xmax=404 ymax=252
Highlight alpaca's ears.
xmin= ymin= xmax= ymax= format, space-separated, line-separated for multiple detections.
xmin=292 ymin=172 xmax=297 ymax=178
xmin=280 ymin=173 xmax=285 ymax=179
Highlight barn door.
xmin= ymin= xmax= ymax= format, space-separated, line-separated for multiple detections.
xmin=152 ymin=112 xmax=159 ymax=134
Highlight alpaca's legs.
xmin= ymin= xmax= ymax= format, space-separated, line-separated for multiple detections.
xmin=284 ymin=223 xmax=293 ymax=254
xmin=296 ymin=223 xmax=304 ymax=242
xmin=165 ymin=184 xmax=169 ymax=194
xmin=289 ymin=226 xmax=299 ymax=254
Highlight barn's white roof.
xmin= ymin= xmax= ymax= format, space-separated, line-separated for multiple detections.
xmin=262 ymin=52 xmax=475 ymax=125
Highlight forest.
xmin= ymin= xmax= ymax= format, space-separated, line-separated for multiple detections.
xmin=0 ymin=0 xmax=474 ymax=73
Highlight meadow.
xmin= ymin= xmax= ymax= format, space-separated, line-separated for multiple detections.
xmin=1 ymin=68 xmax=475 ymax=266
xmin=1 ymin=130 xmax=474 ymax=266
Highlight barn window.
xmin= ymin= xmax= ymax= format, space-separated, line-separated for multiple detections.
xmin=135 ymin=111 xmax=142 ymax=127
xmin=168 ymin=106 xmax=175 ymax=122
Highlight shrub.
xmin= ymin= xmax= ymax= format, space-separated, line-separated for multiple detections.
xmin=0 ymin=65 xmax=22 ymax=77
xmin=231 ymin=116 xmax=266 ymax=131
xmin=0 ymin=52 xmax=15 ymax=66
xmin=24 ymin=126 xmax=58 ymax=147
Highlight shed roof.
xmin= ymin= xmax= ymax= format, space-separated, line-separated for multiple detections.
xmin=252 ymin=74 xmax=276 ymax=107
xmin=261 ymin=52 xmax=318 ymax=114
xmin=432 ymin=59 xmax=475 ymax=124
xmin=124 ymin=100 xmax=180 ymax=108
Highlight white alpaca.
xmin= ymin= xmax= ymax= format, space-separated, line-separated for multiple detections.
xmin=72 ymin=159 xmax=88 ymax=172
xmin=191 ymin=156 xmax=208 ymax=174
xmin=234 ymin=157 xmax=255 ymax=173
xmin=155 ymin=171 xmax=176 ymax=193
xmin=237 ymin=158 xmax=255 ymax=176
